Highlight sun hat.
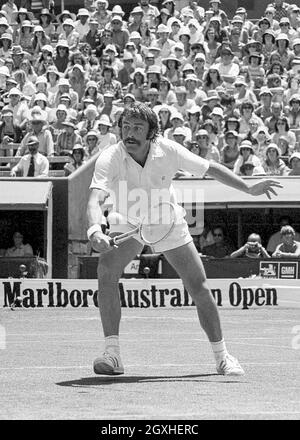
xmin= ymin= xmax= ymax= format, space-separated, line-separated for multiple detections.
xmin=98 ymin=114 xmax=112 ymax=127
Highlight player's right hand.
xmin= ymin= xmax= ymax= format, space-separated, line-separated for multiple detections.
xmin=90 ymin=231 xmax=112 ymax=253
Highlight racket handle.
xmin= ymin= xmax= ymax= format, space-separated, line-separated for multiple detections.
xmin=109 ymin=237 xmax=117 ymax=247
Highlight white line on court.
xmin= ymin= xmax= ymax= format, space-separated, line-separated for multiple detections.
xmin=0 ymin=361 xmax=299 ymax=371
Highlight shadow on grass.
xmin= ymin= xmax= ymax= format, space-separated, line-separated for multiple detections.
xmin=57 ymin=373 xmax=245 ymax=388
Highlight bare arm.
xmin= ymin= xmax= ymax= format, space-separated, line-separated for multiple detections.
xmin=86 ymin=188 xmax=111 ymax=252
xmin=207 ymin=162 xmax=282 ymax=199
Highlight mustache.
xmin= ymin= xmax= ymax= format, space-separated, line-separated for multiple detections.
xmin=124 ymin=138 xmax=140 ymax=145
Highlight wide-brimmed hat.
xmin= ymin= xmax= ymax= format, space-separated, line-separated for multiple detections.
xmin=86 ymin=130 xmax=99 ymax=139
xmin=0 ymin=65 xmax=10 ymax=77
xmin=146 ymin=65 xmax=161 ymax=75
xmin=112 ymin=5 xmax=125 ymax=16
xmin=62 ymin=117 xmax=77 ymax=128
xmin=211 ymin=107 xmax=224 ymax=118
xmin=225 ymin=130 xmax=239 ymax=139
xmin=129 ymin=31 xmax=141 ymax=40
xmin=239 ymin=140 xmax=254 ymax=153
xmin=56 ymin=40 xmax=69 ymax=49
xmin=56 ymin=104 xmax=68 ymax=113
xmin=130 ymin=67 xmax=145 ymax=80
xmin=131 ymin=6 xmax=144 ymax=15
xmin=12 ymin=8 xmax=34 ymax=22
xmin=62 ymin=18 xmax=75 ymax=28
xmin=289 ymin=152 xmax=300 ymax=164
xmin=98 ymin=114 xmax=112 ymax=127
xmin=157 ymin=24 xmax=169 ymax=34
xmin=21 ymin=20 xmax=34 ymax=30
xmin=265 ymin=143 xmax=281 ymax=156
xmin=46 ymin=66 xmax=60 ymax=79
xmin=8 ymin=87 xmax=22 ymax=97
xmin=30 ymin=108 xmax=47 ymax=122
xmin=289 ymin=94 xmax=300 ymax=104
xmin=84 ymin=104 xmax=97 ymax=116
xmin=58 ymin=9 xmax=76 ymax=22
xmin=39 ymin=8 xmax=54 ymax=20
xmin=195 ymin=129 xmax=209 ymax=139
xmin=173 ymin=127 xmax=186 ymax=137
xmin=11 ymin=45 xmax=25 ymax=56
xmin=33 ymin=92 xmax=48 ymax=103
xmin=259 ymin=86 xmax=273 ymax=97
xmin=27 ymin=136 xmax=40 ymax=146
xmin=104 ymin=44 xmax=118 ymax=55
xmin=77 ymin=8 xmax=90 ymax=17
xmin=162 ymin=55 xmax=181 ymax=67
xmin=0 ymin=32 xmax=12 ymax=42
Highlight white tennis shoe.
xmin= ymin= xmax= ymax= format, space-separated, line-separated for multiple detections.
xmin=216 ymin=354 xmax=245 ymax=376
xmin=93 ymin=352 xmax=124 ymax=375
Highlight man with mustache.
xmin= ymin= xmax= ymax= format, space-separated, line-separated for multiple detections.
xmin=87 ymin=102 xmax=282 ymax=377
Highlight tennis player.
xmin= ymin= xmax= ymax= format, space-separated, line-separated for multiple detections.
xmin=87 ymin=103 xmax=282 ymax=376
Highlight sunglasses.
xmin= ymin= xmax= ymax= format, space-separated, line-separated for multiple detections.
xmin=213 ymin=233 xmax=223 ymax=237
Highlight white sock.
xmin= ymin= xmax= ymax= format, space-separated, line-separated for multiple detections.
xmin=105 ymin=335 xmax=120 ymax=355
xmin=211 ymin=339 xmax=228 ymax=363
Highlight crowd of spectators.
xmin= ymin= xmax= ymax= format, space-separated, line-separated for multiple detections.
xmin=0 ymin=0 xmax=300 ymax=177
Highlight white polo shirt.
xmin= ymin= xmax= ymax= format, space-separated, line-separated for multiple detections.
xmin=90 ymin=136 xmax=209 ymax=218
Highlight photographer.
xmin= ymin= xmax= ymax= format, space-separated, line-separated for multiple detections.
xmin=230 ymin=233 xmax=270 ymax=259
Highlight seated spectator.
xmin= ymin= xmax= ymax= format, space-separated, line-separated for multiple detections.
xmin=16 ymin=111 xmax=54 ymax=157
xmin=267 ymin=216 xmax=300 ymax=254
xmin=262 ymin=143 xmax=290 ymax=176
xmin=272 ymin=116 xmax=296 ymax=151
xmin=272 ymin=226 xmax=300 ymax=258
xmin=0 ymin=106 xmax=23 ymax=147
xmin=5 ymin=231 xmax=33 ymax=257
xmin=286 ymin=94 xmax=300 ymax=129
xmin=202 ymin=226 xmax=235 ymax=258
xmin=220 ymin=131 xmax=240 ymax=170
xmin=10 ymin=135 xmax=49 ymax=178
xmin=288 ymin=152 xmax=300 ymax=176
xmin=64 ymin=144 xmax=86 ymax=176
xmin=195 ymin=129 xmax=220 ymax=162
xmin=230 ymin=233 xmax=270 ymax=259
xmin=96 ymin=114 xmax=117 ymax=150
xmin=56 ymin=118 xmax=82 ymax=156
xmin=233 ymin=140 xmax=264 ymax=175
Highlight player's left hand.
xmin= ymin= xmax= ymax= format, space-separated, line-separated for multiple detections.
xmin=248 ymin=180 xmax=283 ymax=199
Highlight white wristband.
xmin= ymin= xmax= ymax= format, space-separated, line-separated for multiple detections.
xmin=87 ymin=224 xmax=102 ymax=240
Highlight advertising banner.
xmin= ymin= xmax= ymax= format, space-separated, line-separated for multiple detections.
xmin=1 ymin=278 xmax=299 ymax=310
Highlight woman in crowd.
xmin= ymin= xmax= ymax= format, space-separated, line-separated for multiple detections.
xmin=272 ymin=116 xmax=296 ymax=152
xmin=64 ymin=144 xmax=86 ymax=176
xmin=262 ymin=143 xmax=290 ymax=176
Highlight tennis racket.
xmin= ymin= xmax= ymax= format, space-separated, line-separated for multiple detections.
xmin=109 ymin=202 xmax=179 ymax=247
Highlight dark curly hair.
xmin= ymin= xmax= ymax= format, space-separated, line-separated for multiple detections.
xmin=118 ymin=102 xmax=160 ymax=141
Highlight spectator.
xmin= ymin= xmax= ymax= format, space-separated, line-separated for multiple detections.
xmin=17 ymin=111 xmax=54 ymax=157
xmin=10 ymin=135 xmax=49 ymax=178
xmin=267 ymin=216 xmax=300 ymax=254
xmin=56 ymin=117 xmax=82 ymax=155
xmin=233 ymin=140 xmax=264 ymax=175
xmin=272 ymin=115 xmax=296 ymax=151
xmin=288 ymin=152 xmax=300 ymax=176
xmin=195 ymin=129 xmax=220 ymax=162
xmin=5 ymin=231 xmax=33 ymax=257
xmin=262 ymin=143 xmax=290 ymax=175
xmin=272 ymin=226 xmax=300 ymax=258
xmin=64 ymin=144 xmax=86 ymax=176
xmin=230 ymin=233 xmax=270 ymax=258
xmin=202 ymin=225 xmax=235 ymax=258
xmin=220 ymin=130 xmax=240 ymax=170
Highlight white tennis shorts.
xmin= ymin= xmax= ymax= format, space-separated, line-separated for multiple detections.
xmin=108 ymin=209 xmax=193 ymax=253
